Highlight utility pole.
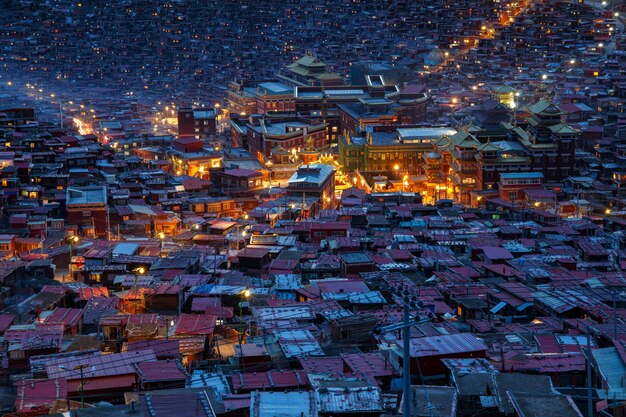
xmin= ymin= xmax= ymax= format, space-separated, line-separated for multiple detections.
xmin=61 ymin=364 xmax=88 ymax=408
xmin=402 ymin=297 xmax=411 ymax=417
xmin=586 ymin=333 xmax=592 ymax=417
xmin=106 ymin=206 xmax=111 ymax=241
xmin=213 ymin=244 xmax=218 ymax=279
xmin=376 ymin=296 xmax=429 ymax=416
xmin=78 ymin=364 xmax=86 ymax=408
xmin=614 ymin=290 xmax=618 ymax=342
xmin=613 ymin=291 xmax=625 ymax=341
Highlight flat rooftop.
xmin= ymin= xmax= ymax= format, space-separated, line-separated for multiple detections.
xmin=257 ymin=82 xmax=293 ymax=95
xmin=500 ymin=172 xmax=544 ymax=179
xmin=397 ymin=127 xmax=458 ymax=140
xmin=288 ymin=164 xmax=335 ymax=186
xmin=66 ymin=186 xmax=107 ymax=205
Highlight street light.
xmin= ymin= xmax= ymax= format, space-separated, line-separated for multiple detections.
xmin=239 ymin=288 xmax=252 ymax=344
xmin=67 ymin=236 xmax=79 ymax=281
xmin=265 ymin=161 xmax=274 ymax=187
xmin=131 ymin=267 xmax=146 ymax=314
xmin=157 ymin=232 xmax=165 ymax=257
xmin=165 ymin=319 xmax=175 ymax=340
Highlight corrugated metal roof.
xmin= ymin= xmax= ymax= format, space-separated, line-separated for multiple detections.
xmin=315 ymin=386 xmax=382 ymax=413
xmin=322 ymin=291 xmax=386 ymax=304
xmin=141 ymin=390 xmax=216 ymax=417
xmin=232 ymin=370 xmax=308 ymax=391
xmin=279 ymin=340 xmax=324 ymax=358
xmin=234 ymin=343 xmax=268 ymax=357
xmin=490 ymin=301 xmax=508 ymax=314
xmin=46 ymin=350 xmax=156 ymax=380
xmin=77 ymin=287 xmax=109 ymax=301
xmin=135 ymin=360 xmax=188 ymax=382
xmin=112 ymin=242 xmax=139 ymax=256
xmin=510 ymin=354 xmax=585 ymax=373
xmin=315 ymin=279 xmax=370 ymax=294
xmin=188 ymin=370 xmax=231 ymax=396
xmin=16 ymin=378 xmax=67 ymax=412
xmin=251 ymin=391 xmax=315 ymax=417
xmin=83 ymin=297 xmax=119 ymax=325
xmin=44 ymin=307 xmax=84 ymax=327
xmin=253 ymin=306 xmax=314 ymax=321
xmin=533 ymin=291 xmax=577 ymax=313
xmin=592 ymin=347 xmax=626 ymax=394
xmin=175 ymin=313 xmax=217 ymax=336
xmin=67 ymin=374 xmax=136 ymax=393
xmin=342 ymin=352 xmax=395 ymax=378
xmin=299 ymin=357 xmax=344 ymax=376
xmin=125 ymin=339 xmax=179 ymax=358
xmin=222 ymin=394 xmax=250 ymax=411
xmin=5 ymin=324 xmax=64 ymax=351
xmin=402 ymin=333 xmax=488 ymax=358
